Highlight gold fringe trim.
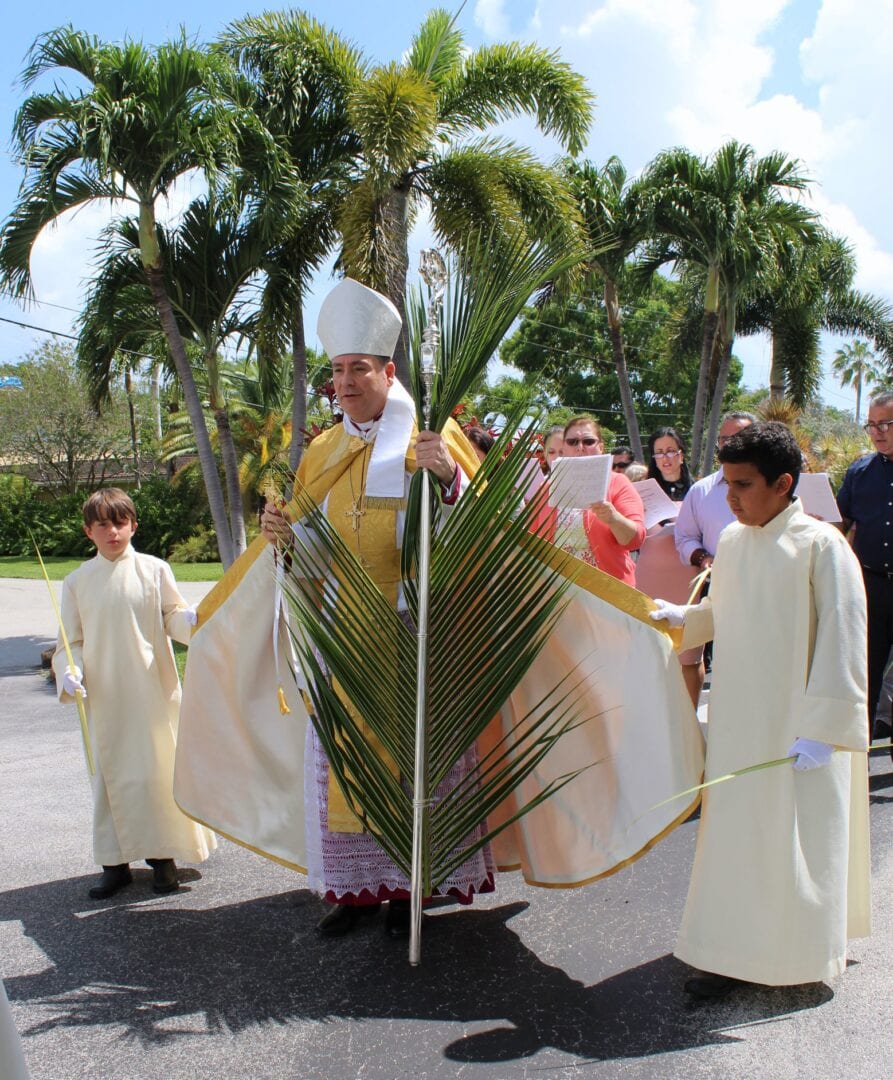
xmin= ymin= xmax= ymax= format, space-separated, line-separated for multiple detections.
xmin=193 ymin=536 xmax=268 ymax=630
xmin=277 ymin=686 xmax=291 ymax=715
xmin=174 ymin=798 xmax=308 ymax=875
xmin=520 ymin=793 xmax=701 ymax=889
xmin=363 ymin=496 xmax=407 ymax=511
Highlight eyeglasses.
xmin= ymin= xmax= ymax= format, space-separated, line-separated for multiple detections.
xmin=864 ymin=421 xmax=893 ymax=434
xmin=653 ymin=449 xmax=682 ymax=459
xmin=564 ymin=437 xmax=599 ymax=448
xmin=612 ymin=462 xmax=630 ymax=471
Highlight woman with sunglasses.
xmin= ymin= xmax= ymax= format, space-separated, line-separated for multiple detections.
xmin=531 ymin=415 xmax=645 ymax=585
xmin=646 ymin=427 xmax=693 ymax=502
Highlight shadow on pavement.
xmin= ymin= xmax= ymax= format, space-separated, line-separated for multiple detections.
xmin=0 ymin=637 xmax=56 ymax=677
xmin=1 ymin=877 xmax=832 ymax=1066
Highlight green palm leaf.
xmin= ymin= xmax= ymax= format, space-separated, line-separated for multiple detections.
xmin=274 ymin=233 xmax=596 ymax=894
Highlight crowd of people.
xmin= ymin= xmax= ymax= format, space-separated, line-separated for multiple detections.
xmin=49 ymin=278 xmax=882 ymax=1010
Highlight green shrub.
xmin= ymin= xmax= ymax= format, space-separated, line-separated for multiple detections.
xmin=132 ymin=473 xmax=213 ymax=558
xmin=168 ymin=524 xmax=221 ymax=563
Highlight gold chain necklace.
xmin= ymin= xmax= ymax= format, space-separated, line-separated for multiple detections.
xmin=346 ymin=442 xmax=372 ymax=568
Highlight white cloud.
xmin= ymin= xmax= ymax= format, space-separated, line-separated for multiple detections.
xmin=474 ymin=0 xmax=511 ymax=38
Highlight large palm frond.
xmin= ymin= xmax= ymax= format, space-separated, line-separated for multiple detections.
xmin=276 ymin=232 xmax=592 ymax=890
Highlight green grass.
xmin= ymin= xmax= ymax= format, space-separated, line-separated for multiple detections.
xmin=0 ymin=555 xmax=224 ymax=581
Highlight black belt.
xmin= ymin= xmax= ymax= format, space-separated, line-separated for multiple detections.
xmin=862 ymin=565 xmax=893 ymax=580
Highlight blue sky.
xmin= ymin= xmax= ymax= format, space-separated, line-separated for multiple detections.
xmin=0 ymin=0 xmax=888 ymax=419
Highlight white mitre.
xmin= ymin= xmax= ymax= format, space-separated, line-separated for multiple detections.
xmin=317 ymin=277 xmax=402 ymax=359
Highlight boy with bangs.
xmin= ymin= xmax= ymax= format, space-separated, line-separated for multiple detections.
xmin=53 ymin=488 xmax=215 ymax=900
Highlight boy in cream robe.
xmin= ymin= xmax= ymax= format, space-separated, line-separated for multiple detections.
xmin=651 ymin=422 xmax=870 ymax=999
xmin=53 ymin=489 xmax=215 ymax=900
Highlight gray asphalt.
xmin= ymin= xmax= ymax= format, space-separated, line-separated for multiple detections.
xmin=1 ymin=577 xmax=892 ymax=1080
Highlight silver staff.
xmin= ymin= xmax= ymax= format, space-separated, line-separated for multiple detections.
xmin=409 ymin=248 xmax=447 ymax=965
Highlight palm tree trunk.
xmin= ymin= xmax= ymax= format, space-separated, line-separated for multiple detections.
xmin=151 ymin=362 xmax=163 ymax=441
xmin=124 ymin=368 xmax=142 ymax=489
xmin=144 ymin=266 xmax=236 ymax=567
xmin=290 ymin=307 xmax=307 ymax=473
xmin=213 ymin=404 xmax=247 ymax=558
xmin=704 ymin=300 xmax=738 ymax=460
xmin=690 ymin=310 xmax=719 ymax=476
xmin=855 ymin=367 xmax=863 ymax=424
xmin=604 ymin=279 xmax=643 ymax=460
xmin=769 ymin=327 xmax=785 ymax=401
xmin=382 ymin=183 xmax=412 ymax=390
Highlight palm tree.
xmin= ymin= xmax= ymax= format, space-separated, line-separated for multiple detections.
xmin=641 ymin=141 xmax=816 ymax=473
xmin=0 ymin=28 xmax=294 ymax=567
xmin=218 ymin=12 xmax=364 ymax=469
xmin=79 ymin=194 xmax=280 ymax=558
xmin=338 ymin=8 xmax=593 ymax=384
xmin=738 ymin=231 xmax=893 ymax=408
xmin=833 ymin=340 xmax=883 ymax=423
xmin=562 ymin=157 xmax=649 ymax=459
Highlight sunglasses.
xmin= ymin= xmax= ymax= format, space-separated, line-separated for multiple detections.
xmin=612 ymin=462 xmax=630 ymax=470
xmin=564 ymin=437 xmax=600 ymax=448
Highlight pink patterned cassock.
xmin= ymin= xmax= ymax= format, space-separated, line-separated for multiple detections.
xmin=303 ymin=726 xmax=496 ymax=905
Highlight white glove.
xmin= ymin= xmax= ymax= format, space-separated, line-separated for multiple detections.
xmin=184 ymin=607 xmax=198 ymax=626
xmin=62 ymin=666 xmax=86 ymax=698
xmin=787 ymin=737 xmax=834 ymax=771
xmin=649 ymin=599 xmax=687 ymax=627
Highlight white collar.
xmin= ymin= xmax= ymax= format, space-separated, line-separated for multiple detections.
xmin=343 ymin=381 xmax=416 ymax=500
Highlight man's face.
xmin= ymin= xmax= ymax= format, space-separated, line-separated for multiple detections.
xmin=717 ymin=417 xmax=752 ymax=453
xmin=332 ymin=353 xmax=395 ymax=424
xmin=563 ymin=422 xmax=603 ymax=457
xmin=612 ymin=452 xmax=633 ymax=472
xmin=723 ymin=462 xmax=792 ymax=527
xmin=865 ymin=402 xmax=893 ymax=458
xmin=84 ymin=515 xmax=136 ymax=560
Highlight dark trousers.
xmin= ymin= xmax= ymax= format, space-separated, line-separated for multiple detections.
xmin=863 ymin=568 xmax=893 ymax=740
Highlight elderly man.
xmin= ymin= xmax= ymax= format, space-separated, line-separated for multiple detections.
xmin=260 ymin=278 xmax=490 ymax=938
xmin=838 ymin=390 xmax=893 ymax=749
xmin=673 ymin=412 xmax=755 ymax=705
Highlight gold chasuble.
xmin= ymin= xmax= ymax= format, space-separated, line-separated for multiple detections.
xmin=174 ymin=402 xmax=705 ymax=885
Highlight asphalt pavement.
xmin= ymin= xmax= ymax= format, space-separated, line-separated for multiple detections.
xmin=1 ymin=577 xmax=892 ymax=1080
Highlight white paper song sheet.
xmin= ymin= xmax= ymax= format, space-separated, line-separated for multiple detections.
xmin=796 ymin=472 xmax=842 ymax=523
xmin=547 ymin=454 xmax=612 ymax=509
xmin=634 ymin=478 xmax=681 ymax=529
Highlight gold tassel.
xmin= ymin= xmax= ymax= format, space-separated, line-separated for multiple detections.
xmin=277 ymin=686 xmax=291 ymax=715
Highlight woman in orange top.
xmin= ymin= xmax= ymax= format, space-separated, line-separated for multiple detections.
xmin=531 ymin=416 xmax=645 ymax=586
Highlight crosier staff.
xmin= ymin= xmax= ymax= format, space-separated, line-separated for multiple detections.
xmin=409 ymin=248 xmax=447 ymax=966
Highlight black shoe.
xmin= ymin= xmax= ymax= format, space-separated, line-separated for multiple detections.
xmin=317 ymin=902 xmax=382 ymax=936
xmin=385 ymin=899 xmax=424 ymax=939
xmin=88 ymin=864 xmax=132 ymax=900
xmin=684 ymin=971 xmax=745 ymax=1000
xmin=146 ymin=858 xmax=179 ymax=895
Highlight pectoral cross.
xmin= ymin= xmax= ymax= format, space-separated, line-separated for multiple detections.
xmin=345 ymin=500 xmax=365 ymax=532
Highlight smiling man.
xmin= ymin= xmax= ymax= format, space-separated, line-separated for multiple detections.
xmin=259 ymin=277 xmax=488 ymax=940
xmin=651 ymin=422 xmax=870 ymax=999
xmin=838 ymin=390 xmax=893 ymax=747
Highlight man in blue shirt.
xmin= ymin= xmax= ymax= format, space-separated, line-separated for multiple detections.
xmin=837 ymin=390 xmax=893 ymax=748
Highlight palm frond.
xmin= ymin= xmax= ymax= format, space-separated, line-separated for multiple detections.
xmin=274 ymin=236 xmax=596 ymax=893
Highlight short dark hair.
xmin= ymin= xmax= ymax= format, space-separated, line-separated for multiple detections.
xmin=718 ymin=421 xmax=801 ymax=493
xmin=612 ymin=444 xmax=633 ymax=458
xmin=82 ymin=488 xmax=137 ymax=527
xmin=464 ymin=426 xmax=495 ymax=456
